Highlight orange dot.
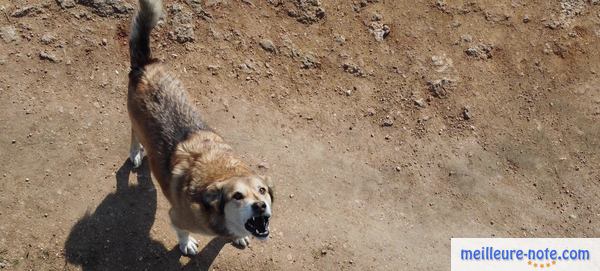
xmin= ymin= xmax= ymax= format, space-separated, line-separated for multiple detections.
xmin=534 ymin=263 xmax=538 ymax=267
xmin=528 ymin=261 xmax=532 ymax=265
xmin=540 ymin=264 xmax=544 ymax=268
xmin=546 ymin=263 xmax=551 ymax=267
xmin=552 ymin=261 xmax=556 ymax=265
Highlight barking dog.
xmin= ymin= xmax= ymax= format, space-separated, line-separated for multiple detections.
xmin=127 ymin=0 xmax=273 ymax=255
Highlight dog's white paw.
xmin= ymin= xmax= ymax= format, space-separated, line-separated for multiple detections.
xmin=129 ymin=148 xmax=144 ymax=168
xmin=179 ymin=236 xmax=199 ymax=256
xmin=232 ymin=236 xmax=250 ymax=249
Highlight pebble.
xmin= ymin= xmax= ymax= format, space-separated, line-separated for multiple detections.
xmin=382 ymin=116 xmax=394 ymax=127
xmin=259 ymin=39 xmax=277 ymax=53
xmin=366 ymin=107 xmax=376 ymax=116
xmin=39 ymin=51 xmax=60 ymax=63
xmin=57 ymin=0 xmax=76 ymax=9
xmin=11 ymin=140 xmax=16 ymax=144
xmin=395 ymin=166 xmax=401 ymax=172
xmin=25 ymin=178 xmax=30 ymax=182
xmin=11 ymin=6 xmax=40 ymax=17
xmin=523 ymin=15 xmax=530 ymax=23
xmin=414 ymin=98 xmax=426 ymax=108
xmin=0 ymin=26 xmax=18 ymax=43
xmin=78 ymin=0 xmax=133 ymax=17
xmin=40 ymin=34 xmax=55 ymax=45
xmin=171 ymin=24 xmax=195 ymax=43
xmin=101 ymin=38 xmax=108 ymax=46
xmin=462 ymin=107 xmax=472 ymax=120
xmin=289 ymin=194 xmax=294 ymax=198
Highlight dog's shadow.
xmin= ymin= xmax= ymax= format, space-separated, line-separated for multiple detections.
xmin=64 ymin=159 xmax=227 ymax=271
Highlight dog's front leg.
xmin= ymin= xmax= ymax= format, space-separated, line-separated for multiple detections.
xmin=232 ymin=236 xmax=250 ymax=249
xmin=129 ymin=129 xmax=145 ymax=168
xmin=173 ymin=224 xmax=199 ymax=256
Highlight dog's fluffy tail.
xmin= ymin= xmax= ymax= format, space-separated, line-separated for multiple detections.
xmin=130 ymin=0 xmax=162 ymax=69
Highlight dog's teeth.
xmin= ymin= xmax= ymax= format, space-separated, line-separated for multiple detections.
xmin=255 ymin=229 xmax=260 ymax=234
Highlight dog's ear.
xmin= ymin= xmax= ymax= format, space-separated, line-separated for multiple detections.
xmin=261 ymin=175 xmax=274 ymax=204
xmin=193 ymin=182 xmax=224 ymax=213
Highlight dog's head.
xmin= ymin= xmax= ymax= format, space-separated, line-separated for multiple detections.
xmin=196 ymin=175 xmax=273 ymax=239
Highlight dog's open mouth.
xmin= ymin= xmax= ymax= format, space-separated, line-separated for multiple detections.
xmin=244 ymin=216 xmax=270 ymax=238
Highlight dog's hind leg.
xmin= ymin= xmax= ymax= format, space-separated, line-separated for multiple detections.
xmin=129 ymin=129 xmax=145 ymax=168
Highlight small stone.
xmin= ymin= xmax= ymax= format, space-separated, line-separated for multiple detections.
xmin=289 ymin=194 xmax=294 ymax=198
xmin=257 ymin=162 xmax=270 ymax=169
xmin=334 ymin=35 xmax=346 ymax=44
xmin=25 ymin=178 xmax=30 ymax=182
xmin=382 ymin=116 xmax=394 ymax=127
xmin=460 ymin=34 xmax=473 ymax=42
xmin=462 ymin=107 xmax=472 ymax=120
xmin=465 ymin=43 xmax=494 ymax=59
xmin=101 ymin=38 xmax=108 ymax=46
xmin=569 ymin=214 xmax=577 ymax=219
xmin=344 ymin=89 xmax=352 ymax=96
xmin=300 ymin=53 xmax=319 ymax=69
xmin=57 ymin=0 xmax=76 ymax=9
xmin=11 ymin=6 xmax=40 ymax=17
xmin=368 ymin=22 xmax=390 ymax=41
xmin=43 ymin=213 xmax=48 ymax=217
xmin=371 ymin=12 xmax=382 ymax=21
xmin=523 ymin=15 xmax=530 ymax=23
xmin=384 ymin=135 xmax=391 ymax=140
xmin=11 ymin=140 xmax=16 ymax=144
xmin=414 ymin=98 xmax=426 ymax=108
xmin=0 ymin=26 xmax=19 ymax=43
xmin=40 ymin=34 xmax=55 ymax=45
xmin=490 ymin=220 xmax=494 ymax=225
xmin=259 ymin=39 xmax=277 ymax=53
xmin=171 ymin=24 xmax=195 ymax=43
xmin=321 ymin=250 xmax=327 ymax=255
xmin=395 ymin=166 xmax=401 ymax=172
xmin=39 ymin=51 xmax=60 ymax=63
xmin=78 ymin=0 xmax=133 ymax=17
xmin=366 ymin=107 xmax=376 ymax=116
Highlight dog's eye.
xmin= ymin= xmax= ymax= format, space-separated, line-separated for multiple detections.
xmin=258 ymin=187 xmax=266 ymax=195
xmin=232 ymin=192 xmax=244 ymax=200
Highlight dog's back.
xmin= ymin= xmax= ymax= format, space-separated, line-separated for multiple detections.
xmin=127 ymin=0 xmax=208 ymax=192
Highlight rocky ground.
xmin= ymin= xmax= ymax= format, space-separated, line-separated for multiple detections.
xmin=0 ymin=0 xmax=599 ymax=270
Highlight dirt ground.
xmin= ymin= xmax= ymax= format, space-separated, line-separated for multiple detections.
xmin=1 ymin=0 xmax=599 ymax=270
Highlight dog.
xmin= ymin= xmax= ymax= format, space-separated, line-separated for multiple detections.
xmin=127 ymin=0 xmax=273 ymax=255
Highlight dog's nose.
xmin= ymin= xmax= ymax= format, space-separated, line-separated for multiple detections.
xmin=252 ymin=201 xmax=267 ymax=214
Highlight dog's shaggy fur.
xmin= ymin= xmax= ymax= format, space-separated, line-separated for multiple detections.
xmin=127 ymin=0 xmax=273 ymax=255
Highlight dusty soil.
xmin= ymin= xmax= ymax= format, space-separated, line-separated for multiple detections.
xmin=1 ymin=0 xmax=600 ymax=270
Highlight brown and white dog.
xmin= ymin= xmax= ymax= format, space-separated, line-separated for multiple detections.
xmin=127 ymin=0 xmax=273 ymax=255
